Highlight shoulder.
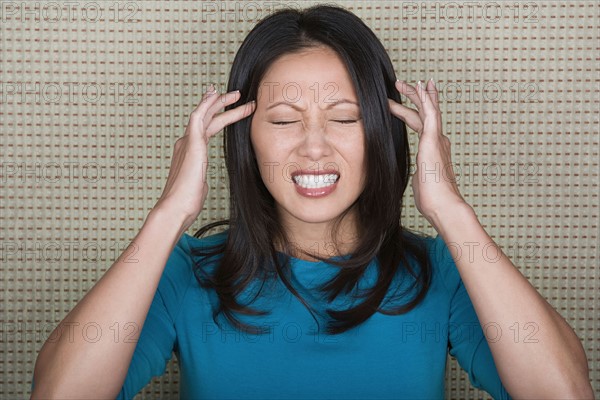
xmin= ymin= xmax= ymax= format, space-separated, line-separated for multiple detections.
xmin=420 ymin=232 xmax=462 ymax=298
xmin=181 ymin=229 xmax=229 ymax=275
xmin=183 ymin=229 xmax=228 ymax=254
xmin=155 ymin=231 xmax=227 ymax=314
xmin=166 ymin=229 xmax=228 ymax=272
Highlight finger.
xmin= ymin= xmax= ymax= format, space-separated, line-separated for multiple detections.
xmin=195 ymin=84 xmax=222 ymax=112
xmin=425 ymin=79 xmax=440 ymax=112
xmin=417 ymin=81 xmax=444 ymax=139
xmin=388 ymin=98 xmax=423 ymax=136
xmin=395 ymin=80 xmax=424 ymax=114
xmin=425 ymin=79 xmax=444 ymax=135
xmin=185 ymin=86 xmax=223 ymax=136
xmin=416 ymin=80 xmax=436 ymax=115
xmin=187 ymin=89 xmax=243 ymax=139
xmin=196 ymin=83 xmax=217 ymax=106
xmin=204 ymin=90 xmax=243 ymax=122
xmin=206 ymin=100 xmax=257 ymax=138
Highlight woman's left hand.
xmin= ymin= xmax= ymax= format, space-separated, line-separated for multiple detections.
xmin=388 ymin=79 xmax=469 ymax=225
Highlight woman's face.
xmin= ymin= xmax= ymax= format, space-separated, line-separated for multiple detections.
xmin=250 ymin=46 xmax=366 ymax=233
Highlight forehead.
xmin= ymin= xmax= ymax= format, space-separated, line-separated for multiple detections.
xmin=258 ymin=47 xmax=357 ymax=102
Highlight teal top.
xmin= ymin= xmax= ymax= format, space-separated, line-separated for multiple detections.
xmin=32 ymin=230 xmax=512 ymax=399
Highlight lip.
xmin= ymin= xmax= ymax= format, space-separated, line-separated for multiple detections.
xmin=290 ymin=168 xmax=341 ymax=198
xmin=294 ymin=179 xmax=339 ymax=198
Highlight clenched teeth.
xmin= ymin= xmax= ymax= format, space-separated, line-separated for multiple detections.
xmin=293 ymin=174 xmax=339 ymax=188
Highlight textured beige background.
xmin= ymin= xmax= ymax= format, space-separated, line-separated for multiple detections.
xmin=1 ymin=0 xmax=598 ymax=398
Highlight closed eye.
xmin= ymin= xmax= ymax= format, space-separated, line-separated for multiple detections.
xmin=333 ymin=120 xmax=359 ymax=124
xmin=271 ymin=121 xmax=299 ymax=125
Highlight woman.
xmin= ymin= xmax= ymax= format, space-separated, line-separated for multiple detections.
xmin=31 ymin=5 xmax=593 ymax=399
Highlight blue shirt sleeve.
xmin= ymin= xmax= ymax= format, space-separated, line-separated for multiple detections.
xmin=430 ymin=234 xmax=513 ymax=400
xmin=115 ymin=233 xmax=194 ymax=399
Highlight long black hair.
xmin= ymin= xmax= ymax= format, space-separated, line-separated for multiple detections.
xmin=191 ymin=4 xmax=432 ymax=335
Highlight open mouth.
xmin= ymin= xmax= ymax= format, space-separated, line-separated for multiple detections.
xmin=290 ymin=168 xmax=341 ymax=198
xmin=292 ymin=173 xmax=340 ymax=189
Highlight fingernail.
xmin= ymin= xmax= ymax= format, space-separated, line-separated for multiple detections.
xmin=417 ymin=80 xmax=422 ymax=88
xmin=208 ymin=83 xmax=217 ymax=94
xmin=430 ymin=78 xmax=435 ymax=87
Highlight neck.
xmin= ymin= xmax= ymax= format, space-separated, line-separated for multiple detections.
xmin=276 ymin=209 xmax=360 ymax=262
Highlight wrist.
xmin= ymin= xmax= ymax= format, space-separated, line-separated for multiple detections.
xmin=426 ymin=202 xmax=477 ymax=236
xmin=146 ymin=205 xmax=190 ymax=240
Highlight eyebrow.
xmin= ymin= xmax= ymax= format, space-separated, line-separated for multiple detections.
xmin=266 ymin=98 xmax=359 ymax=111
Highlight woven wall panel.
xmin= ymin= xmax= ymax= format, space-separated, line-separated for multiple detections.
xmin=1 ymin=1 xmax=597 ymax=398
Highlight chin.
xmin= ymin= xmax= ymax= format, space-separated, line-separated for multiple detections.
xmin=297 ymin=213 xmax=340 ymax=224
xmin=286 ymin=205 xmax=349 ymax=224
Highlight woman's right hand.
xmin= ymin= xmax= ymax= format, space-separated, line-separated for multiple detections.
xmin=153 ymin=84 xmax=256 ymax=231
xmin=30 ymin=84 xmax=254 ymax=398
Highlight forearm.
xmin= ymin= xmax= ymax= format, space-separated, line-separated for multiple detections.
xmin=31 ymin=208 xmax=187 ymax=399
xmin=429 ymin=204 xmax=593 ymax=398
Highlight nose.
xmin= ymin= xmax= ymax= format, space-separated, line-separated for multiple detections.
xmin=297 ymin=123 xmax=332 ymax=161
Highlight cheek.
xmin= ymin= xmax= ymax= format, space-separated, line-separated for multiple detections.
xmin=249 ymin=125 xmax=271 ymax=163
xmin=250 ymin=134 xmax=280 ymax=183
xmin=251 ymin=128 xmax=294 ymax=161
xmin=337 ymin=136 xmax=365 ymax=163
